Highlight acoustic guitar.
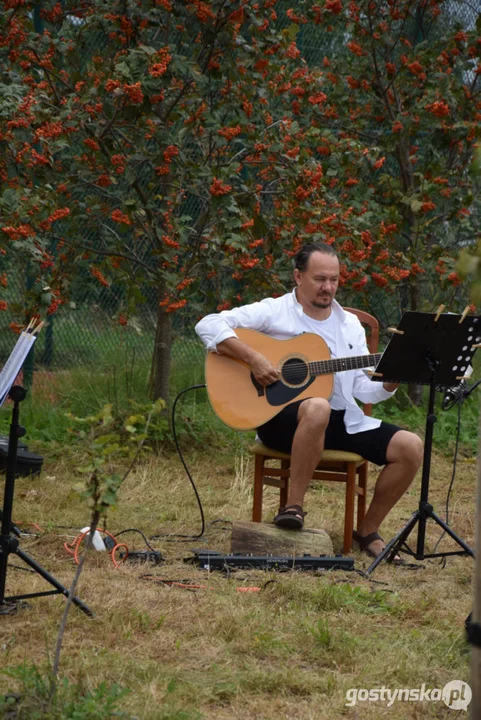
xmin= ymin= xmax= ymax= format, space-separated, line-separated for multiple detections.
xmin=205 ymin=328 xmax=382 ymax=429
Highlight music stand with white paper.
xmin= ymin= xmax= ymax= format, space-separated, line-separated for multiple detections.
xmin=0 ymin=324 xmax=38 ymax=408
xmin=0 ymin=320 xmax=92 ymax=616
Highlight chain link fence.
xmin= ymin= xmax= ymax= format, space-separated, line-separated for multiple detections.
xmin=1 ymin=1 xmax=479 ymax=402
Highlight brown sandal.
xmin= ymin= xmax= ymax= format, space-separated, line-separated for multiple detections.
xmin=353 ymin=530 xmax=402 ymax=564
xmin=274 ymin=505 xmax=306 ymax=530
xmin=352 ymin=531 xmax=384 ymax=558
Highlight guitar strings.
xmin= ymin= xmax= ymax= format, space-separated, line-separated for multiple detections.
xmin=276 ymin=355 xmax=380 ymax=380
xmin=278 ymin=361 xmax=379 ymax=377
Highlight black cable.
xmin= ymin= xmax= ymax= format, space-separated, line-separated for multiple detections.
xmin=8 ymin=564 xmax=36 ymax=574
xmin=206 ymin=518 xmax=233 ymax=532
xmin=150 ymin=384 xmax=207 ymax=542
xmin=433 ymin=394 xmax=463 ymax=562
xmin=113 ymin=527 xmax=158 ymax=552
xmin=34 ymin=385 xmax=211 ymax=546
xmin=433 ymin=378 xmax=481 ymax=562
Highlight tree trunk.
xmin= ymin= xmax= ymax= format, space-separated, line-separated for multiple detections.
xmin=150 ymin=293 xmax=172 ymax=403
xmin=471 ymin=397 xmax=481 ymax=718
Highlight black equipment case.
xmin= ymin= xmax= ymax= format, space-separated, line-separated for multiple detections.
xmin=0 ymin=435 xmax=43 ymax=477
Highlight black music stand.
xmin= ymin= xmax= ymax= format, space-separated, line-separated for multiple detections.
xmin=0 ymin=386 xmax=92 ymax=616
xmin=365 ymin=311 xmax=480 ymax=575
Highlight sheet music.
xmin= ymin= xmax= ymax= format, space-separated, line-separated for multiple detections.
xmin=0 ymin=328 xmax=38 ymax=408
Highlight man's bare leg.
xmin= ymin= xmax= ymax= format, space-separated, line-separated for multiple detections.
xmin=285 ymin=398 xmax=331 ymax=510
xmin=357 ymin=430 xmax=423 ymax=556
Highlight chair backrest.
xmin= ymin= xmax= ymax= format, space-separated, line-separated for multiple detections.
xmin=343 ymin=307 xmax=379 ymax=417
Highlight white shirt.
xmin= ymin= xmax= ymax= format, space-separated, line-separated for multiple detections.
xmin=195 ymin=289 xmax=396 ymax=433
xmin=300 ymin=312 xmax=345 ymax=410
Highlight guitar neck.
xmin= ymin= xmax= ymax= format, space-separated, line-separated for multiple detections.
xmin=309 ymin=353 xmax=382 ymax=377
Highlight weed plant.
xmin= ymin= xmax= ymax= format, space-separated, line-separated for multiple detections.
xmin=0 ymin=664 xmax=129 ymax=720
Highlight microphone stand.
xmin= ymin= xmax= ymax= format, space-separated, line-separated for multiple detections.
xmin=443 ymin=377 xmax=481 ymax=411
xmin=461 ymin=378 xmax=481 ymax=400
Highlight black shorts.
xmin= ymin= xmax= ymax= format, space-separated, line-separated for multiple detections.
xmin=257 ymin=401 xmax=402 ymax=467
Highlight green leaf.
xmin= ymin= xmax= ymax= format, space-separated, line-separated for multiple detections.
xmin=114 ymin=61 xmax=132 ymax=80
xmin=410 ymin=200 xmax=424 ymax=213
xmin=286 ymin=23 xmax=299 ymax=41
xmin=458 ymin=249 xmax=479 ymax=276
xmin=138 ymin=44 xmax=157 ymax=56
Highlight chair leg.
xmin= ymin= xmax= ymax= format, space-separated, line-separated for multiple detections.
xmin=252 ymin=454 xmax=265 ymax=522
xmin=357 ymin=461 xmax=368 ymax=529
xmin=279 ymin=459 xmax=290 ymax=510
xmin=343 ymin=463 xmax=356 ymax=554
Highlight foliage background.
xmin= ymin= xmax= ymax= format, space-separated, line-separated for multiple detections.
xmin=1 ymin=0 xmax=480 ymax=407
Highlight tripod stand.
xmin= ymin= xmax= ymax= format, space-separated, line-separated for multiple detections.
xmin=365 ymin=311 xmax=479 ymax=575
xmin=0 ymin=386 xmax=92 ymax=616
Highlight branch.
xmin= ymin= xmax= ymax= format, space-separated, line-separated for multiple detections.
xmin=5 ymin=5 xmax=20 ymax=29
xmin=60 ymin=230 xmax=158 ymax=279
xmin=51 ymin=403 xmax=157 ymax=680
xmin=52 ymin=513 xmax=99 ymax=680
xmin=76 ymin=176 xmax=122 ymax=203
xmin=25 ymin=45 xmax=76 ymax=96
xmin=163 ymin=0 xmax=231 ymax=121
xmin=99 ymin=106 xmax=120 ymax=140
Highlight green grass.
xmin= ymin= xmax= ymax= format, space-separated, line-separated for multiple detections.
xmin=376 ymin=384 xmax=479 ymax=457
xmin=1 ymin=356 xmax=477 ymax=462
xmin=0 ymin=449 xmax=474 ymax=719
xmin=0 ymin=347 xmax=252 ymax=456
xmin=0 ymin=664 xmax=130 ymax=720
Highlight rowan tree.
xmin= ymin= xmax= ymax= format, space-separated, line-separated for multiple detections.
xmin=1 ymin=0 xmax=480 ymax=403
xmin=0 ymin=0 xmax=354 ymax=398
xmin=274 ymin=0 xmax=481 ymax=322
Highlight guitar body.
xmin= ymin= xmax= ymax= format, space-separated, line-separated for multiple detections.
xmin=205 ymin=328 xmax=334 ymax=430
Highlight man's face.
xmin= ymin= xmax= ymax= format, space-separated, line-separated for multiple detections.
xmin=294 ymin=251 xmax=340 ymax=310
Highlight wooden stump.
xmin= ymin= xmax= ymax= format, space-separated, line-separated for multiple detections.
xmin=231 ymin=521 xmax=333 ymax=556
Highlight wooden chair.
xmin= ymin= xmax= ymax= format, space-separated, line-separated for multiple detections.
xmin=251 ymin=308 xmax=379 ymax=554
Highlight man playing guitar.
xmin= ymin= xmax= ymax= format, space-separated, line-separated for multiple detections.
xmin=195 ymin=242 xmax=423 ymax=559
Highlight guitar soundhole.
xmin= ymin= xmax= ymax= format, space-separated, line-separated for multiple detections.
xmin=281 ymin=357 xmax=309 ymax=386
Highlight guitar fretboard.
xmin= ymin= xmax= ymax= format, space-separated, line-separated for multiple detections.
xmin=308 ymin=353 xmax=382 ymax=376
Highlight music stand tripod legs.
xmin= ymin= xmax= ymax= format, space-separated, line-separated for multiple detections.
xmin=364 ymin=312 xmax=478 ymax=576
xmin=366 ymin=372 xmax=475 ymax=574
xmin=0 ymin=386 xmax=92 ymax=616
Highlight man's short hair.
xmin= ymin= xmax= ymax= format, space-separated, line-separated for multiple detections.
xmin=294 ymin=242 xmax=338 ymax=272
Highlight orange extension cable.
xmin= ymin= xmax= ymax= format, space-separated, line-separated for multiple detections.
xmin=64 ymin=528 xmax=128 ymax=569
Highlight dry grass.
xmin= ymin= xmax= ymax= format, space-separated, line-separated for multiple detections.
xmin=0 ymin=445 xmax=476 ymax=719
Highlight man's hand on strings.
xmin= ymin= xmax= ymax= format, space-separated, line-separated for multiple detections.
xmin=216 ymin=337 xmax=280 ymax=387
xmin=250 ymin=352 xmax=280 ymax=387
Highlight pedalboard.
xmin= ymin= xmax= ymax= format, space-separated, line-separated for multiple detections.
xmin=188 ymin=550 xmax=354 ymax=572
xmin=120 ymin=550 xmax=164 ymax=565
